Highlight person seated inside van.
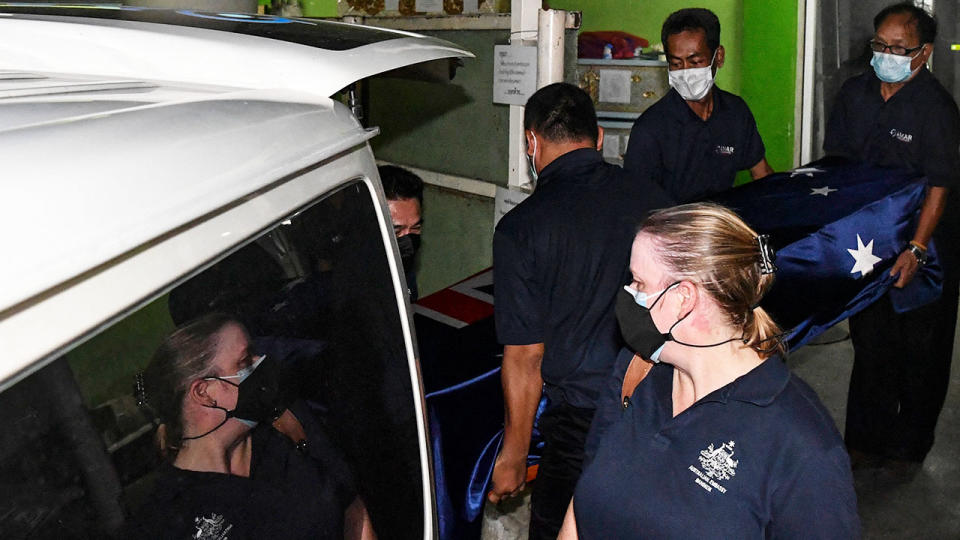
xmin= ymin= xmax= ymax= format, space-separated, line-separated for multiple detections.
xmin=125 ymin=313 xmax=376 ymax=539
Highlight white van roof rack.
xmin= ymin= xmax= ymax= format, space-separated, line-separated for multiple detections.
xmin=0 ymin=78 xmax=157 ymax=99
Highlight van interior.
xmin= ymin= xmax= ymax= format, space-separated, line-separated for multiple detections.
xmin=0 ymin=180 xmax=425 ymax=539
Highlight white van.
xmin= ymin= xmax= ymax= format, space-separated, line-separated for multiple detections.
xmin=0 ymin=5 xmax=471 ymax=538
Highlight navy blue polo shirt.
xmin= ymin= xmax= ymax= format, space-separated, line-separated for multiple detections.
xmin=623 ymin=87 xmax=766 ymax=203
xmin=494 ymin=149 xmax=672 ymax=409
xmin=824 ymin=68 xmax=960 ymax=244
xmin=575 ymin=350 xmax=860 ymax=538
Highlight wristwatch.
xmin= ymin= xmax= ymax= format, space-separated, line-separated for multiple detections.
xmin=907 ymin=243 xmax=928 ymax=266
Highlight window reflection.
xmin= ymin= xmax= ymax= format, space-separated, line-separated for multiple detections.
xmin=0 ymin=180 xmax=424 ymax=538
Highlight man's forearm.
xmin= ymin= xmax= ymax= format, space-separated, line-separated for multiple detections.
xmin=749 ymin=158 xmax=774 ymax=180
xmin=500 ymin=343 xmax=545 ymax=462
xmin=913 ymin=186 xmax=949 ymax=247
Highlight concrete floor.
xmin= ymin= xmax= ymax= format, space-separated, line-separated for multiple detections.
xmin=483 ymin=320 xmax=960 ymax=539
xmin=789 ymin=321 xmax=960 ymax=539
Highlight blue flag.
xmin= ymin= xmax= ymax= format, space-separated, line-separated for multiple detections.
xmin=709 ymin=158 xmax=942 ymax=349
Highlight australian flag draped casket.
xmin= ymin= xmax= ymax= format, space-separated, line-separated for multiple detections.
xmin=414 ymin=159 xmax=942 ymax=539
xmin=711 ymin=158 xmax=941 ymax=349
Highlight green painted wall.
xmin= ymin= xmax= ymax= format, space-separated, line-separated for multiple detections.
xmin=415 ymin=184 xmax=495 ymax=296
xmin=368 ymin=29 xmax=507 ymax=297
xmin=370 ymin=28 xmax=578 ymax=296
xmin=66 ymin=295 xmax=174 ymax=407
xmin=369 ymin=30 xmax=511 ymax=185
xmin=741 ymin=0 xmax=799 ymax=172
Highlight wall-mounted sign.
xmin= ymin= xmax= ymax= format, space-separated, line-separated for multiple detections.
xmin=495 ymin=186 xmax=531 ymax=226
xmin=493 ymin=44 xmax=538 ymax=106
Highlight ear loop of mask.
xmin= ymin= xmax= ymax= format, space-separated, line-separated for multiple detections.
xmin=180 ymin=378 xmax=240 ymax=442
xmin=906 ymin=46 xmax=925 ymax=78
xmin=525 ymin=132 xmax=539 ymax=188
xmin=705 ymin=47 xmax=718 ymax=70
xmin=654 ymin=281 xmax=748 ymax=350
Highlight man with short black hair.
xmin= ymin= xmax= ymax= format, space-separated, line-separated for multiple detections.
xmin=379 ymin=165 xmax=424 ymax=301
xmin=825 ymin=3 xmax=960 ymax=468
xmin=488 ymin=82 xmax=672 ymax=539
xmin=623 ymin=8 xmax=773 ymax=203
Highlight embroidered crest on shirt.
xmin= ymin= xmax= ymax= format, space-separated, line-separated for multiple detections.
xmin=889 ymin=128 xmax=913 ymax=143
xmin=714 ymin=144 xmax=735 ymax=156
xmin=193 ymin=513 xmax=232 ymax=540
xmin=688 ymin=440 xmax=738 ymax=494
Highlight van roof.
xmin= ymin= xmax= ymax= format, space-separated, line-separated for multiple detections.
xmin=0 ymin=5 xmax=472 ymax=96
xmin=0 ymin=7 xmax=471 ymax=382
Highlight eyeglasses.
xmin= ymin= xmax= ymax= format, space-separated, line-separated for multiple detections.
xmin=869 ymin=40 xmax=924 ymax=56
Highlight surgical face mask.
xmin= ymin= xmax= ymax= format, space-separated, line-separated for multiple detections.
xmin=217 ymin=355 xmax=264 ymax=385
xmin=526 ymin=133 xmax=538 ymax=188
xmin=615 ymin=282 xmax=744 ymax=363
xmin=870 ymin=50 xmax=921 ymax=83
xmin=668 ymin=49 xmax=718 ymax=102
xmin=397 ymin=233 xmax=421 ymax=273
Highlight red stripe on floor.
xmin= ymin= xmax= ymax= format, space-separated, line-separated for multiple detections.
xmin=417 ymin=288 xmax=494 ymax=325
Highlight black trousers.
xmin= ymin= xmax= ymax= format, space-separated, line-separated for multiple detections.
xmin=528 ymin=402 xmax=595 ymax=540
xmin=846 ymin=279 xmax=959 ymax=462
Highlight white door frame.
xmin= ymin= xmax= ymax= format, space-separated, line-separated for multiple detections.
xmin=798 ymin=0 xmax=819 ymax=166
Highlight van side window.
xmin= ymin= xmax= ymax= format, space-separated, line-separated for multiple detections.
xmin=0 ymin=180 xmax=424 ymax=538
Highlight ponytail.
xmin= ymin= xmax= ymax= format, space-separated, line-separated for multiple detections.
xmin=640 ymin=203 xmax=785 ymax=358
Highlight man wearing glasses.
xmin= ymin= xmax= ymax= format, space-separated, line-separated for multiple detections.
xmin=824 ymin=3 xmax=960 ymax=470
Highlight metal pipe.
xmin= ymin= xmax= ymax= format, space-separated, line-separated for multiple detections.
xmin=508 ymin=0 xmax=539 ymax=191
xmin=800 ymin=0 xmax=819 ymax=164
xmin=537 ymin=9 xmax=566 ymax=88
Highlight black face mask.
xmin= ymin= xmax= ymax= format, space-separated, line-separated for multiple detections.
xmin=228 ymin=356 xmax=294 ymax=425
xmin=615 ymin=286 xmax=674 ymax=362
xmin=182 ymin=356 xmax=294 ymax=441
xmin=397 ymin=233 xmax=421 ymax=273
xmin=615 ymin=283 xmax=745 ymax=362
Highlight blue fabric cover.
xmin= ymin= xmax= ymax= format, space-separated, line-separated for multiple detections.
xmin=710 ymin=158 xmax=941 ymax=348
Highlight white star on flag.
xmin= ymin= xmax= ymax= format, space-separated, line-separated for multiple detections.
xmin=810 ymin=186 xmax=838 ymax=196
xmin=790 ymin=167 xmax=825 ymax=177
xmin=847 ymin=234 xmax=882 ymax=277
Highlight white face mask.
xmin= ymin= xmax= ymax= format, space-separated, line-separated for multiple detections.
xmin=217 ymin=354 xmax=265 ymax=385
xmin=623 ymin=283 xmax=678 ymax=309
xmin=668 ymin=49 xmax=718 ymax=102
xmin=870 ymin=50 xmax=921 ymax=83
xmin=525 ymin=132 xmax=538 ymax=189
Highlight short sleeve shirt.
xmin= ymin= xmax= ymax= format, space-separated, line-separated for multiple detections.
xmin=623 ymin=87 xmax=766 ymax=203
xmin=494 ymin=149 xmax=673 ymax=409
xmin=574 ymin=356 xmax=861 ymax=538
xmin=824 ymin=68 xmax=960 ymax=241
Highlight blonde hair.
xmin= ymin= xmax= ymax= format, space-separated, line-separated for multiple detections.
xmin=639 ymin=202 xmax=785 ymax=357
xmin=139 ymin=313 xmax=236 ymax=458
